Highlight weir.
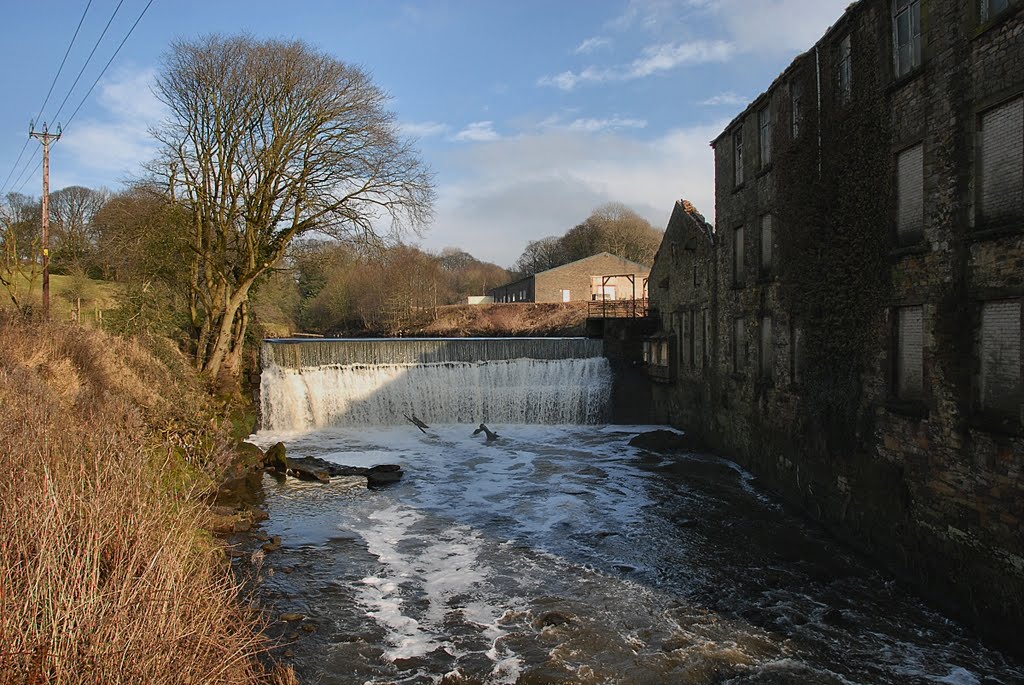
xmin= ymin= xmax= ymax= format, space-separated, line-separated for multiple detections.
xmin=260 ymin=338 xmax=612 ymax=431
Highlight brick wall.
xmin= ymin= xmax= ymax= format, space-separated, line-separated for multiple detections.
xmin=649 ymin=0 xmax=1024 ymax=653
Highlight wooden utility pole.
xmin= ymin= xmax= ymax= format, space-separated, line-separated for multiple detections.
xmin=29 ymin=123 xmax=61 ymax=320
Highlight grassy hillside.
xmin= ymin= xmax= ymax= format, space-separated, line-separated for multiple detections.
xmin=0 ymin=318 xmax=266 ymax=684
xmin=2 ymin=271 xmax=123 ymax=321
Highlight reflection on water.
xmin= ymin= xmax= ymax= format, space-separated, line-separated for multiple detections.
xmin=242 ymin=425 xmax=1024 ymax=685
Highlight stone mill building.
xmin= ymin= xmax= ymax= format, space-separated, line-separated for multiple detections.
xmin=646 ymin=0 xmax=1023 ymax=650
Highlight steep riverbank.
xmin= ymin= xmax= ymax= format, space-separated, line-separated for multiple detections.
xmin=0 ymin=319 xmax=278 ymax=684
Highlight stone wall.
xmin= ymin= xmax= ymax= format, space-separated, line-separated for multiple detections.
xmin=649 ymin=0 xmax=1024 ymax=653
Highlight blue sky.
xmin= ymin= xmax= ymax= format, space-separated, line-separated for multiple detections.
xmin=0 ymin=0 xmax=850 ymax=267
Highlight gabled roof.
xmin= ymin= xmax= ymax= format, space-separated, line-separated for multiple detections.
xmin=534 ymin=251 xmax=651 ymax=278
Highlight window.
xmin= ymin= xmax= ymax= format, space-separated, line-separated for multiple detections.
xmin=702 ymin=309 xmax=709 ymax=366
xmin=733 ymin=317 xmax=746 ymax=373
xmin=734 ymin=129 xmax=744 ymax=186
xmin=680 ymin=311 xmax=690 ymax=370
xmin=733 ymin=226 xmax=745 ymax=286
xmin=978 ymin=97 xmax=1023 ymax=224
xmin=981 ymin=0 xmax=1011 ymax=22
xmin=561 ymin=289 xmax=571 ymax=302
xmin=790 ymin=319 xmax=803 ymax=384
xmin=695 ymin=310 xmax=704 ymax=371
xmin=790 ymin=80 xmax=803 ymax=138
xmin=895 ymin=306 xmax=924 ymax=400
xmin=688 ymin=312 xmax=696 ymax=368
xmin=759 ymin=214 xmax=773 ymax=276
xmin=979 ymin=300 xmax=1021 ymax=414
xmin=758 ymin=106 xmax=772 ymax=168
xmin=692 ymin=261 xmax=699 ymax=288
xmin=838 ymin=34 xmax=852 ymax=103
xmin=896 ymin=144 xmax=924 ymax=243
xmin=760 ymin=316 xmax=773 ymax=379
xmin=893 ymin=0 xmax=922 ymax=78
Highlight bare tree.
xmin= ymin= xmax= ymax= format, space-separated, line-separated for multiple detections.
xmin=152 ymin=35 xmax=434 ymax=383
xmin=49 ymin=185 xmax=110 ymax=272
xmin=514 ymin=204 xmax=662 ymax=275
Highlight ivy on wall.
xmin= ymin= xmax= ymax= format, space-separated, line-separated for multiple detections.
xmin=775 ymin=40 xmax=894 ymax=456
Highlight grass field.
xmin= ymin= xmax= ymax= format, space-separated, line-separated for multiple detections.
xmin=1 ymin=271 xmax=123 ymax=321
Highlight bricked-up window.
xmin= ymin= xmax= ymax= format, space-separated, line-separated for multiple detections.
xmin=734 ymin=129 xmax=744 ymax=186
xmin=758 ymin=106 xmax=772 ymax=168
xmin=680 ymin=312 xmax=690 ymax=370
xmin=838 ymin=35 xmax=852 ymax=104
xmin=893 ymin=0 xmax=922 ymax=79
xmin=688 ymin=312 xmax=697 ymax=368
xmin=759 ymin=214 xmax=773 ymax=276
xmin=896 ymin=144 xmax=924 ymax=244
xmin=703 ymin=309 xmax=710 ymax=366
xmin=790 ymin=80 xmax=803 ymax=139
xmin=790 ymin=319 xmax=803 ymax=384
xmin=695 ymin=310 xmax=704 ymax=371
xmin=733 ymin=226 xmax=745 ymax=286
xmin=979 ymin=300 xmax=1022 ymax=414
xmin=760 ymin=316 xmax=773 ymax=379
xmin=733 ymin=317 xmax=746 ymax=373
xmin=979 ymin=97 xmax=1023 ymax=224
xmin=896 ymin=306 xmax=924 ymax=400
xmin=981 ymin=0 xmax=1010 ymax=22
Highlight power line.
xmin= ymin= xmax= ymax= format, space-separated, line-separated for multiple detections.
xmin=11 ymin=150 xmax=42 ymax=195
xmin=1 ymin=0 xmax=93 ymax=197
xmin=34 ymin=0 xmax=93 ymax=126
xmin=63 ymin=0 xmax=156 ymax=130
xmin=50 ymin=0 xmax=125 ymax=125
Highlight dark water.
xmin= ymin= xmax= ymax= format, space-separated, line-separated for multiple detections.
xmin=240 ymin=425 xmax=1024 ymax=685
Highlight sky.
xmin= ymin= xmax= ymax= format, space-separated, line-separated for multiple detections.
xmin=0 ymin=0 xmax=851 ymax=268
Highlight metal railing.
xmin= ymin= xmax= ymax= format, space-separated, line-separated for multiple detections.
xmin=587 ymin=298 xmax=649 ymax=319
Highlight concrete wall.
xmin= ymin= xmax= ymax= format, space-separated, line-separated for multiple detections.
xmin=649 ymin=0 xmax=1024 ymax=653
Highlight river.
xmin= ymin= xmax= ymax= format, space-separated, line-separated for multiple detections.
xmin=242 ymin=424 xmax=1024 ymax=685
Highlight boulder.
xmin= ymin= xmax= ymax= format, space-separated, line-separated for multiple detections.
xmin=265 ymin=442 xmax=288 ymax=473
xmin=366 ymin=464 xmax=404 ymax=486
xmin=236 ymin=441 xmax=266 ymax=470
xmin=287 ymin=460 xmax=330 ymax=483
xmin=628 ymin=430 xmax=704 ymax=453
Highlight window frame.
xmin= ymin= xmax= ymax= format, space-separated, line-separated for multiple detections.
xmin=980 ymin=0 xmax=1012 ymax=23
xmin=975 ymin=95 xmax=1024 ymax=230
xmin=733 ymin=128 xmax=745 ymax=187
xmin=733 ymin=225 xmax=746 ymax=287
xmin=758 ymin=213 xmax=774 ymax=278
xmin=838 ymin=34 xmax=853 ymax=104
xmin=758 ymin=105 xmax=772 ymax=169
xmin=790 ymin=79 xmax=803 ymax=139
xmin=759 ymin=315 xmax=774 ymax=380
xmin=974 ymin=298 xmax=1023 ymax=423
xmin=895 ymin=142 xmax=925 ymax=245
xmin=892 ymin=0 xmax=922 ymax=79
xmin=733 ymin=316 xmax=746 ymax=374
xmin=894 ymin=305 xmax=925 ymax=401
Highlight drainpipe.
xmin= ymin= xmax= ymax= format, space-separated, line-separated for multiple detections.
xmin=815 ymin=44 xmax=823 ymax=177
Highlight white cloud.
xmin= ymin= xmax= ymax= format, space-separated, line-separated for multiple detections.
xmin=565 ymin=117 xmax=647 ymax=133
xmin=540 ymin=39 xmax=734 ymax=90
xmin=698 ymin=91 xmax=746 ymax=106
xmin=452 ymin=121 xmax=500 ymax=142
xmin=685 ymin=0 xmax=852 ymax=54
xmin=574 ymin=36 xmax=611 ymax=54
xmin=399 ymin=121 xmax=450 ymax=138
xmin=56 ymin=66 xmax=167 ymax=188
xmin=421 ymin=121 xmax=726 ymax=266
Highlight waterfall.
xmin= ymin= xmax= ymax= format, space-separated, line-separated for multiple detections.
xmin=260 ymin=338 xmax=612 ymax=431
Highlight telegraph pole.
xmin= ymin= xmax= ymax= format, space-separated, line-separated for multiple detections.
xmin=29 ymin=122 xmax=61 ymax=320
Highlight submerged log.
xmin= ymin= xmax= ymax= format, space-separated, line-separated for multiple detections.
xmin=283 ymin=455 xmax=404 ymax=486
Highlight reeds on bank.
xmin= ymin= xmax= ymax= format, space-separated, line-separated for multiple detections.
xmin=0 ymin=319 xmax=265 ymax=684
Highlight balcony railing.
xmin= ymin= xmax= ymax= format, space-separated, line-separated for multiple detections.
xmin=587 ymin=298 xmax=649 ymax=319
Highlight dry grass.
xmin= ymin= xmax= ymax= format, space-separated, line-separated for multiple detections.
xmin=0 ymin=319 xmax=265 ymax=684
xmin=413 ymin=302 xmax=590 ymax=337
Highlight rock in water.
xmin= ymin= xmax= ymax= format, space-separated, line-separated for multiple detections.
xmin=286 ymin=460 xmax=330 ymax=483
xmin=265 ymin=442 xmax=288 ymax=472
xmin=627 ymin=430 xmax=703 ymax=453
xmin=366 ymin=464 xmax=403 ymax=486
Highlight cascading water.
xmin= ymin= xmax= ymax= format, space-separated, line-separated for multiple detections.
xmin=259 ymin=337 xmax=612 ymax=432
